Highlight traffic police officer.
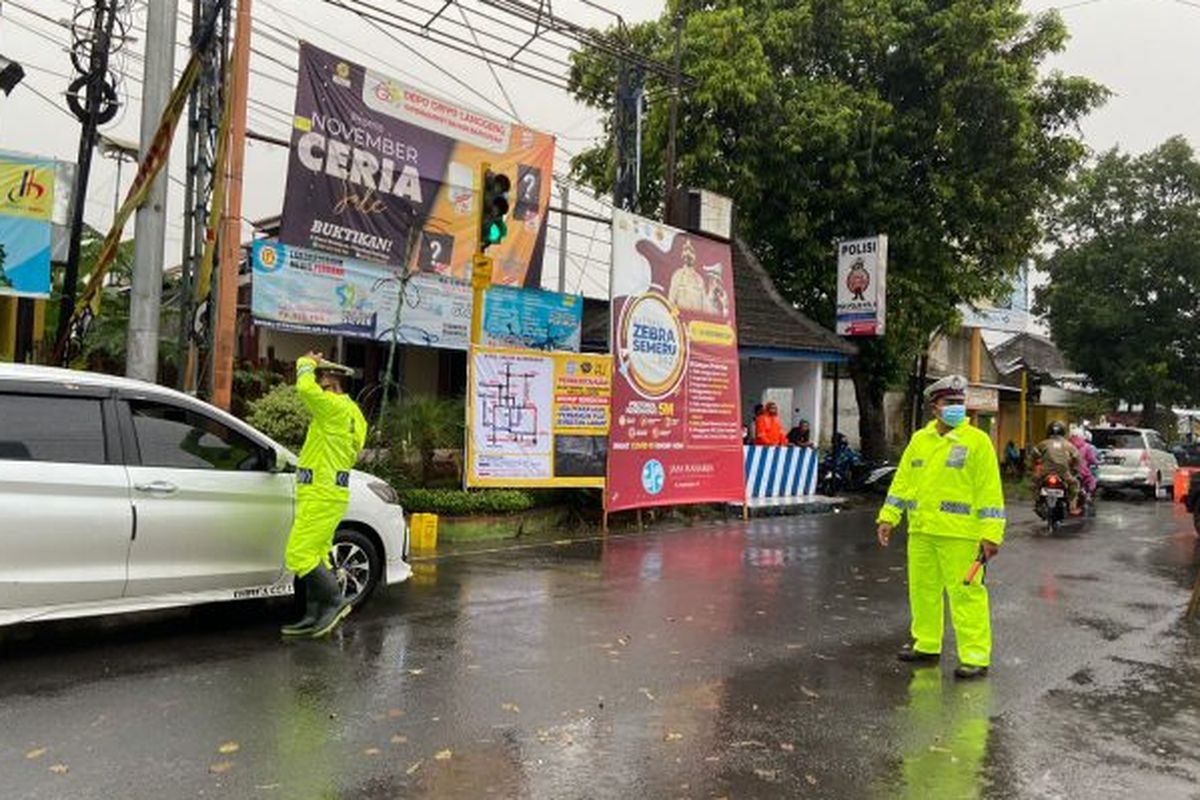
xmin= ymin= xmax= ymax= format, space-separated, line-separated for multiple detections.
xmin=876 ymin=374 xmax=1005 ymax=679
xmin=281 ymin=352 xmax=367 ymax=638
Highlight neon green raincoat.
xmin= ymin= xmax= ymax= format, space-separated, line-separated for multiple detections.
xmin=877 ymin=419 xmax=1006 ymax=667
xmin=284 ymin=357 xmax=368 ymax=578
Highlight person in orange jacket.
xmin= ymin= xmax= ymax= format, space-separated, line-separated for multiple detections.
xmin=754 ymin=401 xmax=790 ymax=446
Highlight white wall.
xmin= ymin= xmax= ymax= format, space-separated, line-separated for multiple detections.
xmin=739 ymin=358 xmax=824 ymax=444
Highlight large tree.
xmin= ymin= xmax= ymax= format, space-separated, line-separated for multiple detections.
xmin=1037 ymin=136 xmax=1200 ymax=425
xmin=568 ymin=0 xmax=1105 ymax=456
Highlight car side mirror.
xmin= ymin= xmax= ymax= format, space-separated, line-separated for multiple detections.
xmin=265 ymin=450 xmax=295 ymax=473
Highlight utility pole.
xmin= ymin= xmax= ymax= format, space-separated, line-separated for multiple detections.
xmin=126 ymin=0 xmax=179 ymax=382
xmin=612 ymin=64 xmax=643 ymax=212
xmin=663 ymin=10 xmax=683 ymax=222
xmin=211 ymin=0 xmax=252 ymax=410
xmin=57 ymin=0 xmax=120 ymax=352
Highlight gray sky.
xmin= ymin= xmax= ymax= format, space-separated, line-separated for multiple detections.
xmin=0 ymin=0 xmax=1194 ymax=301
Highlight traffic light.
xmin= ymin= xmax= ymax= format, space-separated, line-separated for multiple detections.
xmin=480 ymin=168 xmax=511 ymax=251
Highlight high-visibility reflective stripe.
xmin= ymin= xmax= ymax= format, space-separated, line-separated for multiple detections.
xmin=940 ymin=501 xmax=972 ymax=515
xmin=886 ymin=495 xmax=916 ymax=510
xmin=977 ymin=507 xmax=1006 ymax=520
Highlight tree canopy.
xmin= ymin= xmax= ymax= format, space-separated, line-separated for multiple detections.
xmin=1037 ymin=136 xmax=1200 ymax=421
xmin=568 ymin=0 xmax=1106 ymax=454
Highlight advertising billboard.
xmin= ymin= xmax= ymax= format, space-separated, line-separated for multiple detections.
xmin=0 ymin=154 xmax=55 ymax=298
xmin=466 ymin=346 xmax=611 ymax=488
xmin=481 ymin=285 xmax=582 ymax=352
xmin=836 ymin=235 xmax=888 ymax=336
xmin=280 ymin=42 xmax=554 ymax=287
xmin=251 ymin=240 xmax=472 ymax=348
xmin=959 ymin=265 xmax=1029 ymax=333
xmin=606 ymin=210 xmax=745 ymax=513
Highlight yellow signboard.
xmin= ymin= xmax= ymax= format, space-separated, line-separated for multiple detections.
xmin=0 ymin=160 xmax=55 ymax=221
xmin=466 ymin=345 xmax=611 ymax=488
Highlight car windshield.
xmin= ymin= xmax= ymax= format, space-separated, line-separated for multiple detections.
xmin=1091 ymin=430 xmax=1145 ymax=451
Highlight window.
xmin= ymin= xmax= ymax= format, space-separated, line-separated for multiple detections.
xmin=1148 ymin=432 xmax=1169 ymax=453
xmin=1091 ymin=429 xmax=1146 ymax=451
xmin=0 ymin=393 xmax=106 ymax=464
xmin=130 ymin=401 xmax=266 ymax=471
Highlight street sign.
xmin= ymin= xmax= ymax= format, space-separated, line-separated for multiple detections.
xmin=472 ymin=254 xmax=493 ymax=290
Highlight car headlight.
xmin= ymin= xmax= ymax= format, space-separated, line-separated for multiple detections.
xmin=368 ymin=480 xmax=400 ymax=505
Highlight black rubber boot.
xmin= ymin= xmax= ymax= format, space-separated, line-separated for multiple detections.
xmin=307 ymin=565 xmax=352 ymax=638
xmin=954 ymin=664 xmax=989 ymax=680
xmin=897 ymin=644 xmax=941 ymax=663
xmin=280 ymin=573 xmax=319 ymax=636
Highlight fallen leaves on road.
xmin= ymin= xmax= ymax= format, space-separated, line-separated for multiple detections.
xmin=217 ymin=742 xmax=240 ymax=755
xmin=48 ymin=764 xmax=69 ymax=775
xmin=209 ymin=762 xmax=233 ymax=774
xmin=785 ymin=643 xmax=804 ymax=650
xmin=388 ymin=709 xmax=406 ymax=719
xmin=754 ymin=768 xmax=778 ymax=782
xmin=664 ymin=732 xmax=683 ymax=742
xmin=434 ymin=749 xmax=453 ymax=761
xmin=800 ymin=686 xmax=820 ymax=700
xmin=25 ymin=747 xmax=47 ymax=760
xmin=781 ymin=743 xmax=795 ymax=752
xmin=731 ymin=740 xmax=767 ymax=749
xmin=391 ymin=735 xmax=408 ymax=745
xmin=408 ymin=668 xmax=425 ymax=676
xmin=501 ymin=703 xmax=521 ymax=713
xmin=364 ymin=748 xmax=381 ymax=756
xmin=406 ymin=760 xmax=423 ymax=775
xmin=806 ymin=774 xmax=819 ymax=786
xmin=639 ymin=688 xmax=656 ymax=702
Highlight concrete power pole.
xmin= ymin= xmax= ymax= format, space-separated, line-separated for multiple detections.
xmin=126 ymin=0 xmax=179 ymax=382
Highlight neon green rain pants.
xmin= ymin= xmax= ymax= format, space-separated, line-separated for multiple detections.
xmin=908 ymin=533 xmax=991 ymax=667
xmin=284 ymin=488 xmax=348 ymax=578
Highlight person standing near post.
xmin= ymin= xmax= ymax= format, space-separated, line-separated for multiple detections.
xmin=281 ymin=352 xmax=368 ymax=638
xmin=876 ymin=375 xmax=1005 ymax=679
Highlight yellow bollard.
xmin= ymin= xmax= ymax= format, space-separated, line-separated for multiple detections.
xmin=409 ymin=513 xmax=440 ymax=552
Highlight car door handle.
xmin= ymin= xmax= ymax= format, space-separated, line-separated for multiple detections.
xmin=135 ymin=480 xmax=179 ymax=495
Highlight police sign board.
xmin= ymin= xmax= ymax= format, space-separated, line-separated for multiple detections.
xmin=836 ymin=235 xmax=887 ymax=337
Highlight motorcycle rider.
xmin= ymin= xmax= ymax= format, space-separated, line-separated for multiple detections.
xmin=280 ymin=352 xmax=368 ymax=638
xmin=1068 ymin=426 xmax=1099 ymax=500
xmin=1033 ymin=422 xmax=1082 ymax=515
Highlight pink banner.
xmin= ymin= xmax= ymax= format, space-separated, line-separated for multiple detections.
xmin=606 ymin=211 xmax=744 ymax=512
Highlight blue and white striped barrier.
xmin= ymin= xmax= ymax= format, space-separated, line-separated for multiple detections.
xmin=743 ymin=445 xmax=819 ymax=499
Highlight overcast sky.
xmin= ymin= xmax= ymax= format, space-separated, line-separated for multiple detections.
xmin=1 ymin=0 xmax=1197 ymax=301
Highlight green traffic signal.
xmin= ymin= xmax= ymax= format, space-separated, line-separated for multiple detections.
xmin=486 ymin=219 xmax=507 ymax=244
xmin=481 ymin=169 xmax=512 ymax=251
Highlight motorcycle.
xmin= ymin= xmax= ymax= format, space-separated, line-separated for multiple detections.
xmin=1034 ymin=473 xmax=1069 ymax=532
xmin=817 ymin=447 xmax=896 ymax=496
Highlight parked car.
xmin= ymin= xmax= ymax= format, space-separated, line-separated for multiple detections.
xmin=1091 ymin=426 xmax=1178 ymax=499
xmin=0 ymin=363 xmax=411 ymax=629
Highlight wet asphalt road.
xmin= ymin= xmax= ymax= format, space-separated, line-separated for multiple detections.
xmin=3 ymin=498 xmax=1200 ymax=799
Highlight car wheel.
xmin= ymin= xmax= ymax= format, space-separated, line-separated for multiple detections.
xmin=331 ymin=529 xmax=381 ymax=608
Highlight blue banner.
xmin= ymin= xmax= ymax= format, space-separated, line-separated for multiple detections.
xmin=0 ymin=216 xmax=52 ymax=297
xmin=482 ymin=285 xmax=583 ymax=352
xmin=251 ymin=240 xmax=472 ymax=349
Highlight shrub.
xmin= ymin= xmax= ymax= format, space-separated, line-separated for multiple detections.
xmin=247 ymin=385 xmax=310 ymax=450
xmin=396 ymin=487 xmax=539 ymax=516
xmin=378 ymin=395 xmax=465 ymax=485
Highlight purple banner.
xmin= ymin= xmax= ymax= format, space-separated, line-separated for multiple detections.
xmin=281 ymin=42 xmax=453 ymax=268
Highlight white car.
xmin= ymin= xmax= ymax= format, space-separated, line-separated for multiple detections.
xmin=1092 ymin=426 xmax=1179 ymax=499
xmin=0 ymin=363 xmax=411 ymax=628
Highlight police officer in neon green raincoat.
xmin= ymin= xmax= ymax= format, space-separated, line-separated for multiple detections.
xmin=280 ymin=352 xmax=368 ymax=638
xmin=876 ymin=374 xmax=1005 ymax=679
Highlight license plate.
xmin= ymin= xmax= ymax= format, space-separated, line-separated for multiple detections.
xmin=1041 ymin=488 xmax=1065 ymax=498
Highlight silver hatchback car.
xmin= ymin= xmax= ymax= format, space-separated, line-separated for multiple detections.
xmin=0 ymin=364 xmax=411 ymax=628
xmin=1092 ymin=426 xmax=1179 ymax=499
